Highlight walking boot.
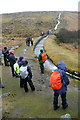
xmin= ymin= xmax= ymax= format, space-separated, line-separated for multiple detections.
xmin=54 ymin=105 xmax=60 ymax=110
xmin=62 ymin=104 xmax=68 ymax=109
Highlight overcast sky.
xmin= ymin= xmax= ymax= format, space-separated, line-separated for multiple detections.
xmin=0 ymin=0 xmax=79 ymax=14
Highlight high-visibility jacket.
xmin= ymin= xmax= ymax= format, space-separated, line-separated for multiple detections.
xmin=14 ymin=62 xmax=20 ymax=74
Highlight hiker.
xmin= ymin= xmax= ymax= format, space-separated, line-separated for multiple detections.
xmin=18 ymin=56 xmax=24 ymax=87
xmin=0 ymin=49 xmax=3 ymax=65
xmin=26 ymin=37 xmax=30 ymax=46
xmin=8 ymin=50 xmax=16 ymax=77
xmin=50 ymin=61 xmax=69 ymax=110
xmin=14 ymin=58 xmax=20 ymax=77
xmin=20 ymin=60 xmax=35 ymax=92
xmin=26 ymin=37 xmax=28 ymax=46
xmin=2 ymin=46 xmax=9 ymax=66
xmin=29 ymin=37 xmax=34 ymax=46
xmin=38 ymin=49 xmax=47 ymax=74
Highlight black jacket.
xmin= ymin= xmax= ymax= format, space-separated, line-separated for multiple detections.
xmin=27 ymin=66 xmax=32 ymax=78
xmin=8 ymin=54 xmax=16 ymax=66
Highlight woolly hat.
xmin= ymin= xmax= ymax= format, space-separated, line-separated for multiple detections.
xmin=18 ymin=56 xmax=24 ymax=61
xmin=40 ymin=49 xmax=43 ymax=53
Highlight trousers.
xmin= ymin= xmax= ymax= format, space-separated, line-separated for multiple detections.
xmin=40 ymin=62 xmax=44 ymax=74
xmin=21 ymin=77 xmax=35 ymax=92
xmin=53 ymin=92 xmax=67 ymax=108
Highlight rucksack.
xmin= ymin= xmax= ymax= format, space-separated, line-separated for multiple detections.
xmin=50 ymin=71 xmax=62 ymax=90
xmin=41 ymin=52 xmax=47 ymax=62
xmin=20 ymin=66 xmax=28 ymax=79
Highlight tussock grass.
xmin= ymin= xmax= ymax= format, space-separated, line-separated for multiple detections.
xmin=44 ymin=35 xmax=78 ymax=72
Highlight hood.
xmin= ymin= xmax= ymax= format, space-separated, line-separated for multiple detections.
xmin=18 ymin=56 xmax=24 ymax=62
xmin=58 ymin=61 xmax=66 ymax=71
xmin=22 ymin=60 xmax=28 ymax=66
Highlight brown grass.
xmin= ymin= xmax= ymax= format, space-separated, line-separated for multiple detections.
xmin=64 ymin=13 xmax=78 ymax=31
xmin=62 ymin=13 xmax=78 ymax=31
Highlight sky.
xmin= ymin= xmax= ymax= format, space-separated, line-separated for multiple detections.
xmin=0 ymin=0 xmax=79 ymax=14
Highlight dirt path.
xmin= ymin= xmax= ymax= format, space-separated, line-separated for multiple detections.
xmin=2 ymin=42 xmax=79 ymax=119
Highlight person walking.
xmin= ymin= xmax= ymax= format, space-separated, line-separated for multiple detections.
xmin=29 ymin=37 xmax=34 ymax=46
xmin=50 ymin=61 xmax=69 ymax=110
xmin=2 ymin=47 xmax=9 ymax=66
xmin=8 ymin=50 xmax=16 ymax=77
xmin=38 ymin=49 xmax=47 ymax=74
xmin=26 ymin=37 xmax=30 ymax=46
xmin=20 ymin=60 xmax=35 ymax=92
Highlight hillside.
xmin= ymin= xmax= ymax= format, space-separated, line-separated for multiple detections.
xmin=1 ymin=11 xmax=79 ymax=49
xmin=2 ymin=11 xmax=59 ymax=37
xmin=59 ymin=12 xmax=78 ymax=31
xmin=1 ymin=11 xmax=60 ymax=49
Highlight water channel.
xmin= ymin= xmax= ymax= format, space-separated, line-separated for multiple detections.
xmin=34 ymin=13 xmax=61 ymax=72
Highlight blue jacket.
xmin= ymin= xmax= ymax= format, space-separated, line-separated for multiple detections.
xmin=54 ymin=61 xmax=69 ymax=94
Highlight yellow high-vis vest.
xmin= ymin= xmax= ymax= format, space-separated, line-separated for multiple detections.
xmin=14 ymin=62 xmax=20 ymax=74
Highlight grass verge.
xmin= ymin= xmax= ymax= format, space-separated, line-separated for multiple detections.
xmin=44 ymin=35 xmax=78 ymax=73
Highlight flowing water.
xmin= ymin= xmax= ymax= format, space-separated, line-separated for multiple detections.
xmin=34 ymin=13 xmax=61 ymax=72
xmin=34 ymin=36 xmax=57 ymax=72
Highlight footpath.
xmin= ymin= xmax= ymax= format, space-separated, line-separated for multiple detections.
xmin=2 ymin=39 xmax=79 ymax=119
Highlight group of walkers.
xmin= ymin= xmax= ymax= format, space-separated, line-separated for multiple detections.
xmin=1 ymin=46 xmax=35 ymax=92
xmin=1 ymin=45 xmax=70 ymax=111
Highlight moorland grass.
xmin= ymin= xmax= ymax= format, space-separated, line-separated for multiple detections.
xmin=44 ymin=35 xmax=78 ymax=73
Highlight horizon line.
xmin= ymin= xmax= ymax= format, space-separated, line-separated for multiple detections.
xmin=0 ymin=10 xmax=78 ymax=15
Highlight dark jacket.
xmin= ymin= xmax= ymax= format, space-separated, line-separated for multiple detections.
xmin=27 ymin=66 xmax=32 ymax=79
xmin=8 ymin=54 xmax=16 ymax=66
xmin=38 ymin=53 xmax=43 ymax=63
xmin=2 ymin=49 xmax=9 ymax=59
xmin=54 ymin=61 xmax=69 ymax=95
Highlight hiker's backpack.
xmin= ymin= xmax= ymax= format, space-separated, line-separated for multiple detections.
xmin=20 ymin=66 xmax=28 ymax=79
xmin=50 ymin=71 xmax=62 ymax=90
xmin=41 ymin=52 xmax=47 ymax=62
